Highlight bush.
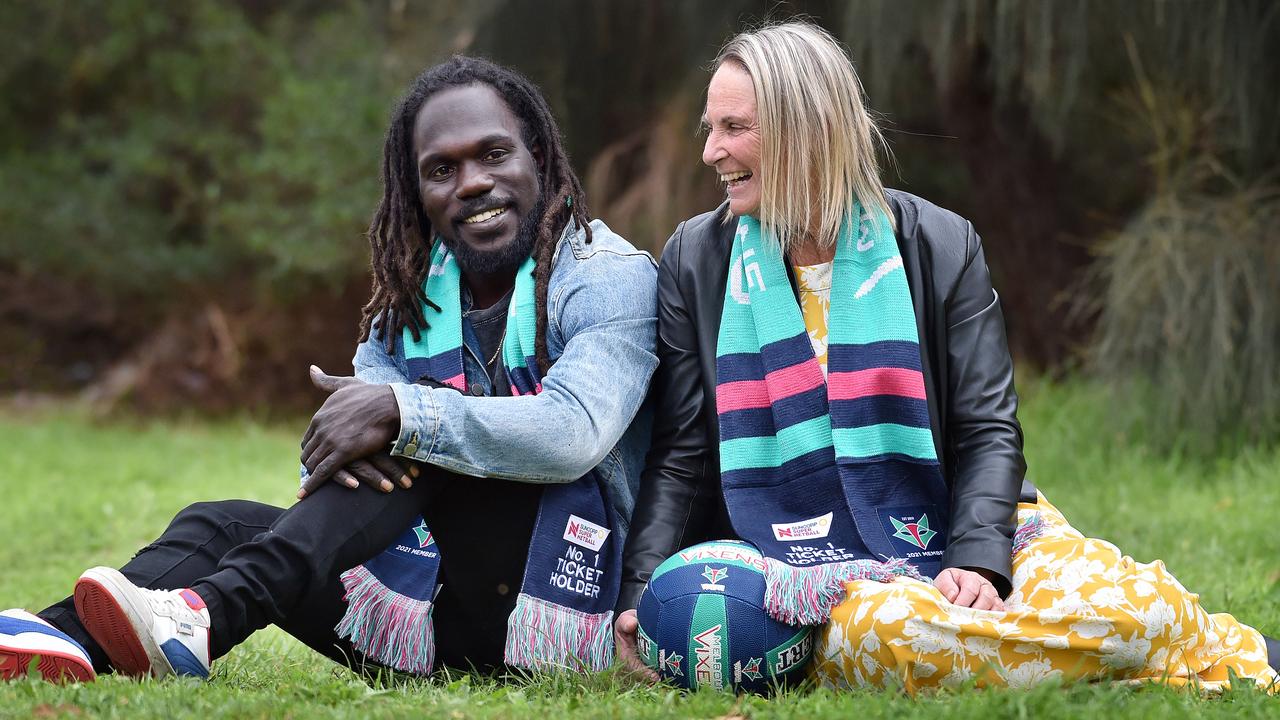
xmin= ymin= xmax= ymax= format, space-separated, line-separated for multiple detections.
xmin=1082 ymin=30 xmax=1280 ymax=453
xmin=1087 ymin=183 xmax=1280 ymax=452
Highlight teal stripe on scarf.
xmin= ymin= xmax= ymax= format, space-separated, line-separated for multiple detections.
xmin=404 ymin=241 xmax=466 ymax=366
xmin=831 ymin=424 xmax=937 ymax=460
xmin=501 ymin=251 xmax=540 ymax=393
xmin=719 ymin=415 xmax=833 ymax=472
xmin=717 ymin=220 xmax=804 ymax=353
xmin=827 ymin=214 xmax=920 ymax=348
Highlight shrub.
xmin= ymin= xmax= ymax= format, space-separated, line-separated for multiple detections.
xmin=1087 ymin=182 xmax=1280 ymax=452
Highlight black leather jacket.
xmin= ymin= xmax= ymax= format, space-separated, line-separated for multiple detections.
xmin=619 ymin=190 xmax=1035 ymax=613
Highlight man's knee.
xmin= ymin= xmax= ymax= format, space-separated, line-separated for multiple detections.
xmin=165 ymin=499 xmax=280 ymax=536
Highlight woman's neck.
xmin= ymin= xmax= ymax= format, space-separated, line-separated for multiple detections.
xmin=788 ymin=237 xmax=835 ymax=266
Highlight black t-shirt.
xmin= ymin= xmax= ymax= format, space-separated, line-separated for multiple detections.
xmin=465 ymin=289 xmax=511 ymax=396
xmin=427 ymin=287 xmax=544 ymax=672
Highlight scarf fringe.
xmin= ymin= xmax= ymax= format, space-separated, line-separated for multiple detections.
xmin=335 ymin=566 xmax=436 ymax=675
xmin=1012 ymin=512 xmax=1046 ymax=555
xmin=504 ymin=593 xmax=613 ymax=673
xmin=764 ymin=556 xmax=925 ymax=626
xmin=763 ymin=515 xmax=1049 ymax=626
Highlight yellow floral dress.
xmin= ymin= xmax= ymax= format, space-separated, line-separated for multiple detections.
xmin=792 ymin=264 xmax=1277 ymax=693
xmin=794 ymin=262 xmax=833 ymax=374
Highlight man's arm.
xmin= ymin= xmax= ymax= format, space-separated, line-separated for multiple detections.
xmin=296 ymin=325 xmax=417 ymax=498
xmin=351 ymin=326 xmax=412 ymax=384
xmin=384 ymin=249 xmax=658 ymax=482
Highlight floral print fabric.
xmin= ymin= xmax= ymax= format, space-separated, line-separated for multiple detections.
xmin=810 ymin=494 xmax=1277 ymax=693
xmin=794 ymin=262 xmax=833 ymax=375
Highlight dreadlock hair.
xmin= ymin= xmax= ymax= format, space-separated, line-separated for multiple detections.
xmin=359 ymin=55 xmax=592 ymax=375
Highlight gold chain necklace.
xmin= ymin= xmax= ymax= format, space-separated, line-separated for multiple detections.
xmin=485 ymin=337 xmax=505 ymax=372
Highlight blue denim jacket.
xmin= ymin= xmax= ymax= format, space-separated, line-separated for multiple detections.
xmin=351 ymin=220 xmax=657 ymax=539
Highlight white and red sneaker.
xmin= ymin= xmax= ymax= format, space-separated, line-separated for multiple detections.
xmin=74 ymin=567 xmax=211 ymax=679
xmin=0 ymin=609 xmax=96 ymax=683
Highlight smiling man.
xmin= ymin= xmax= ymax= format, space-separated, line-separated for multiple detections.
xmin=1 ymin=57 xmax=657 ymax=682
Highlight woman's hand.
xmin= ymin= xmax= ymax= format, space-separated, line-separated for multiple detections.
xmin=934 ymin=567 xmax=1005 ymax=611
xmin=614 ymin=610 xmax=659 ymax=682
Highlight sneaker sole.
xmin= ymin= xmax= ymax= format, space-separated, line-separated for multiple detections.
xmin=74 ymin=568 xmax=173 ymax=678
xmin=0 ymin=644 xmax=95 ymax=683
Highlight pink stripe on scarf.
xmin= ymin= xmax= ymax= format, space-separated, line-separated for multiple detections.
xmin=828 ymin=368 xmax=926 ymax=400
xmin=508 ymin=382 xmax=543 ymax=396
xmin=717 ymin=361 xmax=825 ymax=414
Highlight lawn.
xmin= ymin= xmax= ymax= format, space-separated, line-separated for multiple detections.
xmin=1 ymin=381 xmax=1277 ymax=718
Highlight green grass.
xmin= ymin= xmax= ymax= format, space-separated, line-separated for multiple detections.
xmin=1 ymin=381 xmax=1278 ymax=718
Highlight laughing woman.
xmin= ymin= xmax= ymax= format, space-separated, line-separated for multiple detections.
xmin=615 ymin=22 xmax=1279 ymax=692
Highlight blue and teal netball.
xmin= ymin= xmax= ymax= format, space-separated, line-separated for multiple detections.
xmin=635 ymin=540 xmax=814 ymax=693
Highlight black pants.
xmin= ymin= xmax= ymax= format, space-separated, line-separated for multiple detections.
xmin=39 ymin=470 xmax=542 ymax=675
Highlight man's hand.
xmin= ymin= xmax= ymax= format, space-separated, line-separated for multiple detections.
xmin=298 ymin=366 xmax=401 ymax=497
xmin=322 ymin=451 xmax=420 ymax=497
xmin=934 ymin=567 xmax=1005 ymax=611
xmin=614 ymin=609 xmax=658 ymax=682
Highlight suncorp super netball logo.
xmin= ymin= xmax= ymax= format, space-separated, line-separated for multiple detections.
xmin=563 ymin=514 xmax=610 ymax=552
xmin=771 ymin=512 xmax=833 ymax=541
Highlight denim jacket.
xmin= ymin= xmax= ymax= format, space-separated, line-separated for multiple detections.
xmin=351 ymin=220 xmax=658 ymax=539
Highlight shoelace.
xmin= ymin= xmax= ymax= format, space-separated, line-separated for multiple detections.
xmin=144 ymin=589 xmax=203 ymax=623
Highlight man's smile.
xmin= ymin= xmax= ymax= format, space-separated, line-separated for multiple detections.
xmin=462 ymin=206 xmax=508 ymax=225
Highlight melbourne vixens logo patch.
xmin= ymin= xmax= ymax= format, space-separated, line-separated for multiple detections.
xmin=659 ymin=649 xmax=683 ymax=677
xmin=700 ymin=566 xmax=727 ymax=591
xmin=878 ymin=505 xmax=947 ymax=559
xmin=890 ymin=514 xmax=936 ymax=549
xmin=733 ymin=657 xmax=763 ymax=683
xmin=412 ymin=521 xmax=435 ymax=548
xmin=387 ymin=518 xmax=438 ymax=559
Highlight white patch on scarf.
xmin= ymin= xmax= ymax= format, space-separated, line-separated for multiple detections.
xmin=854 ymin=256 xmax=904 ymax=299
xmin=856 ymin=211 xmax=875 ymax=252
xmin=428 ymin=250 xmax=453 ymax=277
xmin=730 ymin=248 xmax=765 ymax=305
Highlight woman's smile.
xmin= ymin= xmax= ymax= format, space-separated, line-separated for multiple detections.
xmin=702 ymin=62 xmax=762 ymax=216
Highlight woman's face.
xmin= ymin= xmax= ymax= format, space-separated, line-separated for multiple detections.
xmin=702 ymin=62 xmax=761 ymax=216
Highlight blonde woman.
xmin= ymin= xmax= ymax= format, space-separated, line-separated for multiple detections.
xmin=615 ymin=21 xmax=1278 ymax=692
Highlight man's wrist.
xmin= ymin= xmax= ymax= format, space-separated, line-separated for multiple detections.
xmin=375 ymin=384 xmax=401 ymax=432
xmin=387 ymin=382 xmax=436 ymax=461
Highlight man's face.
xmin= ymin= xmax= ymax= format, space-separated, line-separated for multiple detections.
xmin=413 ymin=84 xmax=543 ymax=274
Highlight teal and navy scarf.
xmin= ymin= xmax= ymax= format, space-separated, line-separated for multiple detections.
xmin=335 ymin=238 xmax=620 ymax=674
xmin=716 ymin=204 xmax=951 ymax=626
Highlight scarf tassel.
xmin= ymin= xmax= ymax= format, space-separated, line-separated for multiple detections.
xmin=335 ymin=566 xmax=436 ymax=675
xmin=1012 ymin=512 xmax=1046 ymax=555
xmin=764 ymin=556 xmax=925 ymax=627
xmin=765 ymin=515 xmax=1049 ymax=627
xmin=504 ymin=593 xmax=613 ymax=673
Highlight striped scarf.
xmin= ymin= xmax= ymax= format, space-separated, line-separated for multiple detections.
xmin=715 ymin=205 xmax=951 ymax=626
xmin=335 ymin=237 xmax=620 ymax=674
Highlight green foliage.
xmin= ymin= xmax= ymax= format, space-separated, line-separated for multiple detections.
xmin=3 ymin=0 xmax=1280 ymax=413
xmin=1086 ymin=185 xmax=1280 ymax=453
xmin=0 ymin=1 xmax=403 ymax=299
xmin=1081 ymin=28 xmax=1280 ymax=452
xmin=841 ymin=0 xmax=1280 ymax=170
xmin=1 ymin=384 xmax=1278 ymax=717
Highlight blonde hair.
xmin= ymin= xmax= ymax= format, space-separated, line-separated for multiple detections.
xmin=715 ymin=22 xmax=893 ymax=254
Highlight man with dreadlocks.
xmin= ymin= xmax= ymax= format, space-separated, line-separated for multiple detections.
xmin=0 ymin=57 xmax=657 ymax=683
